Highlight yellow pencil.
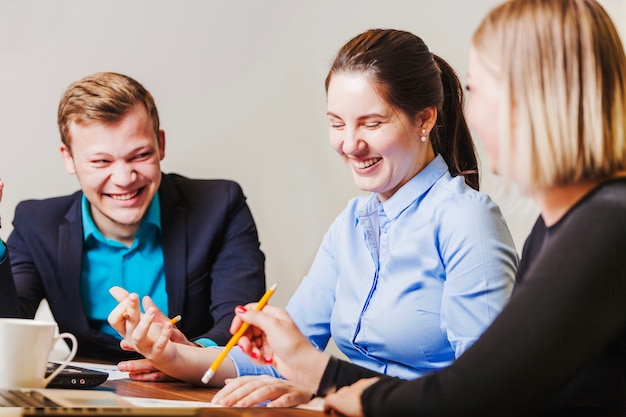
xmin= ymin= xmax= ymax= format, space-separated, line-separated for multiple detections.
xmin=201 ymin=282 xmax=278 ymax=384
xmin=169 ymin=315 xmax=182 ymax=325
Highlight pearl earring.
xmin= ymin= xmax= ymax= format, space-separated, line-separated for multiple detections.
xmin=420 ymin=129 xmax=427 ymax=142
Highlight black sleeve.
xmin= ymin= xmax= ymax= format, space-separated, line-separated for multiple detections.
xmin=317 ymin=356 xmax=387 ymax=397
xmin=356 ymin=196 xmax=626 ymax=416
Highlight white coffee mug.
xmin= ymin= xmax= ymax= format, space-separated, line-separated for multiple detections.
xmin=0 ymin=318 xmax=78 ymax=389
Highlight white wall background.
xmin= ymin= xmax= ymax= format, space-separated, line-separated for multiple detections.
xmin=1 ymin=0 xmax=623 ymax=341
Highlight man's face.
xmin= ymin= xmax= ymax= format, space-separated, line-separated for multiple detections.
xmin=60 ymin=104 xmax=165 ymax=243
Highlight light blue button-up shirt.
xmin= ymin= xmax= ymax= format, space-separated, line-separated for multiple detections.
xmin=230 ymin=155 xmax=518 ymax=379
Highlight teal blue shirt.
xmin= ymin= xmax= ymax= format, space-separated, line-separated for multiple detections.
xmin=1 ymin=194 xmax=216 ymax=346
xmin=81 ymin=194 xmax=167 ymax=339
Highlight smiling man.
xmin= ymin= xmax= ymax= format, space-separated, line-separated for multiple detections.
xmin=0 ymin=72 xmax=266 ymax=362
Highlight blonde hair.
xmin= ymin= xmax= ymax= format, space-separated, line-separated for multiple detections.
xmin=472 ymin=0 xmax=626 ymax=193
xmin=57 ymin=72 xmax=160 ymax=151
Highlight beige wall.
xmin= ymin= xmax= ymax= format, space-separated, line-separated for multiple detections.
xmin=1 ymin=0 xmax=623 ymax=318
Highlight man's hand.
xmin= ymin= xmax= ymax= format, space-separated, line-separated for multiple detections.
xmin=116 ymin=357 xmax=178 ymax=382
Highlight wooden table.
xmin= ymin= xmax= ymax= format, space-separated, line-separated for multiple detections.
xmin=100 ymin=378 xmax=217 ymax=403
xmin=97 ymin=378 xmax=325 ymax=416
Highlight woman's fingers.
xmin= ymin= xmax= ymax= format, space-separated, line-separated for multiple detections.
xmin=212 ymin=375 xmax=312 ymax=408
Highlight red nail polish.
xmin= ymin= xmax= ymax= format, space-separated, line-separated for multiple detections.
xmin=235 ymin=305 xmax=247 ymax=314
xmin=263 ymin=356 xmax=273 ymax=364
xmin=250 ymin=351 xmax=259 ymax=359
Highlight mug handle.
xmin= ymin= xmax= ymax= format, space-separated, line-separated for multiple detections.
xmin=42 ymin=332 xmax=78 ymax=387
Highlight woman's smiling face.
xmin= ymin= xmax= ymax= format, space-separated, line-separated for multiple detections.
xmin=326 ymin=72 xmax=433 ymax=202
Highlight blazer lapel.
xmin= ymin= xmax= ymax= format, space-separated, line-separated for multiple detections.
xmin=158 ymin=174 xmax=187 ymax=317
xmin=57 ymin=193 xmax=90 ymax=328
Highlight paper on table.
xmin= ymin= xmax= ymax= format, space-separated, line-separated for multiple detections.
xmin=70 ymin=361 xmax=130 ymax=380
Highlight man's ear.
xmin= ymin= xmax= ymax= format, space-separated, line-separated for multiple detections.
xmin=158 ymin=130 xmax=166 ymax=161
xmin=60 ymin=144 xmax=76 ymax=174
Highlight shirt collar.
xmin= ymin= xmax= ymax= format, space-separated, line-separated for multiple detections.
xmin=356 ymin=154 xmax=448 ymax=221
xmin=81 ymin=192 xmax=162 ymax=242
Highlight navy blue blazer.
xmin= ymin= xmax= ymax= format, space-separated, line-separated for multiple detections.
xmin=0 ymin=255 xmax=20 ymax=318
xmin=5 ymin=173 xmax=266 ymax=361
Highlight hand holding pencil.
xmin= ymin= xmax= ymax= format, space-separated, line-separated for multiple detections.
xmin=201 ymin=282 xmax=278 ymax=383
xmin=108 ymin=286 xmax=192 ymax=348
xmin=216 ymin=295 xmax=331 ymax=394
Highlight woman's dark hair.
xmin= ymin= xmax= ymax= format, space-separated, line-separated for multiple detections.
xmin=325 ymin=29 xmax=479 ymax=190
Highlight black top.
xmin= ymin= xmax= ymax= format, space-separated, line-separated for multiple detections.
xmin=318 ymin=178 xmax=626 ymax=416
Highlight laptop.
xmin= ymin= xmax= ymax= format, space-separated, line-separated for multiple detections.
xmin=0 ymin=389 xmax=201 ymax=415
xmin=46 ymin=363 xmax=109 ymax=389
xmin=0 ymin=388 xmax=131 ymax=407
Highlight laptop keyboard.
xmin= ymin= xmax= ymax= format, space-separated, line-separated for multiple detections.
xmin=0 ymin=389 xmax=58 ymax=407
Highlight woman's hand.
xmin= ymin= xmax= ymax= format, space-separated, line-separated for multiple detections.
xmin=323 ymin=377 xmax=380 ymax=417
xmin=107 ymin=286 xmax=237 ymax=385
xmin=111 ymin=301 xmax=177 ymax=364
xmin=107 ymin=286 xmax=185 ymax=377
xmin=108 ymin=286 xmax=192 ymax=346
xmin=212 ymin=375 xmax=314 ymax=407
xmin=231 ymin=304 xmax=331 ymax=393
